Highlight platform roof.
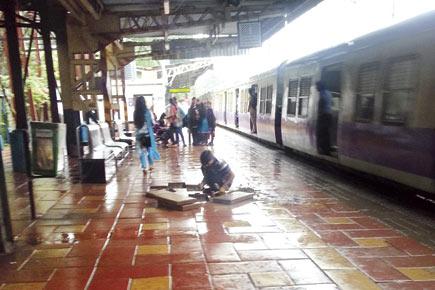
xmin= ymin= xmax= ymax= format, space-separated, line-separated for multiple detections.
xmin=45 ymin=0 xmax=322 ymax=59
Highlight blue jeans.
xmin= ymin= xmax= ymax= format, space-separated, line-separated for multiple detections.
xmin=174 ymin=127 xmax=185 ymax=145
xmin=138 ymin=146 xmax=154 ymax=169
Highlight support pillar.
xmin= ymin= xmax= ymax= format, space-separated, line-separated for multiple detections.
xmin=39 ymin=1 xmax=60 ymax=123
xmin=55 ymin=12 xmax=80 ymax=155
xmin=3 ymin=0 xmax=36 ymax=219
xmin=3 ymin=0 xmax=27 ymax=130
xmin=0 ymin=144 xmax=13 ymax=253
xmin=100 ymin=44 xmax=112 ymax=125
xmin=121 ymin=68 xmax=128 ymax=123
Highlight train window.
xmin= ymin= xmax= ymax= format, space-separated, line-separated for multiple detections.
xmin=259 ymin=87 xmax=267 ymax=114
xmin=356 ymin=62 xmax=379 ymax=122
xmin=265 ymin=85 xmax=273 ymax=114
xmin=298 ymin=77 xmax=311 ymax=117
xmin=287 ymin=79 xmax=298 ymax=116
xmin=382 ymin=56 xmax=418 ymax=124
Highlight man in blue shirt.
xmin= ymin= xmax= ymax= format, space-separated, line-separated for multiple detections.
xmin=316 ymin=81 xmax=333 ymax=155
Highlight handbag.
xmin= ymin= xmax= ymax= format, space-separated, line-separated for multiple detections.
xmin=138 ymin=133 xmax=151 ymax=148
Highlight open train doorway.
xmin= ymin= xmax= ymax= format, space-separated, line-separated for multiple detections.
xmin=319 ymin=65 xmax=341 ymax=155
xmin=224 ymin=91 xmax=228 ymax=125
xmin=235 ymin=89 xmax=240 ymax=128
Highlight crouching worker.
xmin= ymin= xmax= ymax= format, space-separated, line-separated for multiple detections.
xmin=199 ymin=150 xmax=235 ymax=196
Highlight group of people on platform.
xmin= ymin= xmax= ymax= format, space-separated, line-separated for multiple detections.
xmin=133 ymin=95 xmax=231 ymax=196
xmin=133 ymin=96 xmax=216 ymax=174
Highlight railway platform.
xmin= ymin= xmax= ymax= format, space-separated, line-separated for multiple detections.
xmin=0 ymin=128 xmax=434 ymax=290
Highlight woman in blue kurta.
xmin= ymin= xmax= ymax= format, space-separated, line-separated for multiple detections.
xmin=134 ymin=97 xmax=160 ymax=174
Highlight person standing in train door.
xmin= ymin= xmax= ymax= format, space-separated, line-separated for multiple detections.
xmin=316 ymin=81 xmax=333 ymax=156
xmin=248 ymin=85 xmax=258 ymax=134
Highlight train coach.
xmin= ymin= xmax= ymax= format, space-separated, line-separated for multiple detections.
xmin=207 ymin=11 xmax=435 ymax=194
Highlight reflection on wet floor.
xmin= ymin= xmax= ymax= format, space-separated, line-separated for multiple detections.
xmin=0 ymin=128 xmax=434 ymax=289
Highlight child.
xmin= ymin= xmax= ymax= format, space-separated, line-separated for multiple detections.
xmin=199 ymin=150 xmax=235 ymax=196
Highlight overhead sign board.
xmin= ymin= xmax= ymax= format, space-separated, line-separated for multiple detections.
xmin=238 ymin=21 xmax=262 ymax=49
xmin=169 ymin=88 xmax=190 ymax=93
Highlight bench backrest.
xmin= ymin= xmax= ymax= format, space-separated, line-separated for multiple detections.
xmin=99 ymin=123 xmax=114 ymax=144
xmin=88 ymin=124 xmax=104 ymax=149
xmin=114 ymin=121 xmax=128 ymax=138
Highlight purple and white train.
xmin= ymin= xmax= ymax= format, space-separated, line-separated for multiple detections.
xmin=205 ymin=11 xmax=435 ymax=194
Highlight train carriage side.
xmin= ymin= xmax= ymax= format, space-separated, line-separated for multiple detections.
xmin=335 ymin=25 xmax=435 ymax=193
xmin=280 ymin=62 xmax=320 ymax=154
xmin=253 ymin=71 xmax=278 ymax=143
xmin=237 ymin=84 xmax=252 ymax=134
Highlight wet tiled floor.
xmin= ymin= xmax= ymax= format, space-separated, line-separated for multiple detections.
xmin=1 ymin=128 xmax=434 ymax=289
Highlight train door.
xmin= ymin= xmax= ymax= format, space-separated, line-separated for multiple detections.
xmin=275 ymin=65 xmax=285 ymax=145
xmin=224 ymin=91 xmax=228 ymax=124
xmin=320 ymin=64 xmax=341 ymax=153
xmin=235 ymin=89 xmax=239 ymax=128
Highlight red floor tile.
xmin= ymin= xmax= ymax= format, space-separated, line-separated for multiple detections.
xmin=386 ymin=237 xmax=434 ymax=256
xmin=317 ymin=231 xmax=359 ymax=247
xmin=93 ymin=265 xmax=169 ymax=280
xmin=383 ymin=256 xmax=435 ymax=267
xmin=350 ymin=257 xmax=409 ymax=282
xmin=49 ymin=267 xmax=94 ymax=281
xmin=45 ymin=278 xmax=89 ymax=290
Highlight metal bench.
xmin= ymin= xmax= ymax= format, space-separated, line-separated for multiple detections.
xmin=99 ymin=122 xmax=130 ymax=157
xmin=114 ymin=120 xmax=135 ymax=148
xmin=76 ymin=124 xmax=118 ymax=183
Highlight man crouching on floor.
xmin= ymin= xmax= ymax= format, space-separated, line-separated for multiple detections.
xmin=199 ymin=150 xmax=235 ymax=196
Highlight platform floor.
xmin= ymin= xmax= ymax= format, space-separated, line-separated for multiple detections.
xmin=1 ymin=128 xmax=435 ymax=290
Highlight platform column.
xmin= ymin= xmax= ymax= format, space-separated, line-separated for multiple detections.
xmin=2 ymin=0 xmax=36 ymax=219
xmin=39 ymin=1 xmax=60 ymax=123
xmin=100 ymin=44 xmax=112 ymax=125
xmin=55 ymin=13 xmax=81 ymax=155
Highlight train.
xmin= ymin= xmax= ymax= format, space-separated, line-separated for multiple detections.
xmin=203 ymin=11 xmax=435 ymax=194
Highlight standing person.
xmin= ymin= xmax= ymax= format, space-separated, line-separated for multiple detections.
xmin=316 ymin=81 xmax=333 ymax=156
xmin=163 ymin=97 xmax=177 ymax=147
xmin=187 ymin=97 xmax=200 ymax=145
xmin=248 ymin=85 xmax=257 ymax=134
xmin=206 ymin=101 xmax=216 ymax=146
xmin=173 ymin=98 xmax=186 ymax=146
xmin=134 ymin=96 xmax=160 ymax=175
xmin=197 ymin=102 xmax=209 ymax=145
